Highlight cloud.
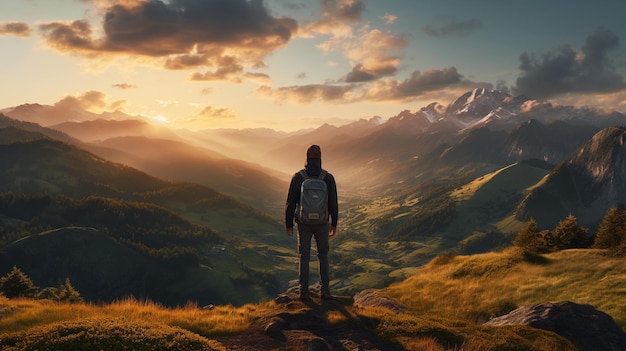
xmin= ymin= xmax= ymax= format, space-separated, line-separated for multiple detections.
xmin=513 ymin=27 xmax=626 ymax=99
xmin=0 ymin=22 xmax=31 ymax=37
xmin=363 ymin=67 xmax=491 ymax=101
xmin=38 ymin=0 xmax=298 ymax=79
xmin=112 ymin=83 xmax=136 ymax=89
xmin=422 ymin=17 xmax=482 ymax=37
xmin=300 ymin=0 xmax=365 ymax=38
xmin=256 ymin=67 xmax=491 ymax=103
xmin=383 ymin=13 xmax=398 ymax=25
xmin=256 ymin=84 xmax=357 ymax=103
xmin=54 ymin=90 xmax=126 ymax=113
xmin=315 ymin=27 xmax=408 ymax=83
xmin=190 ymin=63 xmax=244 ymax=82
xmin=198 ymin=106 xmax=236 ymax=119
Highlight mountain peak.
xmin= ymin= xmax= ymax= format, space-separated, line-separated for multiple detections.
xmin=570 ymin=126 xmax=626 ymax=181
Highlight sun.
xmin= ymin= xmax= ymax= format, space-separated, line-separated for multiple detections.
xmin=153 ymin=115 xmax=168 ymax=123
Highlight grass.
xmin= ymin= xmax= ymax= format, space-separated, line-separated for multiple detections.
xmin=360 ymin=307 xmax=577 ymax=351
xmin=0 ymin=297 xmax=255 ymax=336
xmin=3 ymin=248 xmax=622 ymax=350
xmin=0 ymin=297 xmax=263 ymax=350
xmin=383 ymin=247 xmax=626 ymax=327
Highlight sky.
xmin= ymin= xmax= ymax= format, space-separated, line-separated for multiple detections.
xmin=1 ymin=0 xmax=626 ymax=131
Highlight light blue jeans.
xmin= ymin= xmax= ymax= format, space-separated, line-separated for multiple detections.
xmin=297 ymin=222 xmax=330 ymax=294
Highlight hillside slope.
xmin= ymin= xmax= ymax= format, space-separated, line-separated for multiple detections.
xmin=518 ymin=126 xmax=626 ymax=229
xmin=5 ymin=247 xmax=625 ymax=350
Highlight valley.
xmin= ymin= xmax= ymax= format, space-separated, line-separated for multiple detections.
xmin=2 ymin=88 xmax=626 ymax=308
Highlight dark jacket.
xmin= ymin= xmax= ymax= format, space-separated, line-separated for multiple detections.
xmin=285 ymin=158 xmax=338 ymax=228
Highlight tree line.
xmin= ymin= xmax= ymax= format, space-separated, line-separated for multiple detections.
xmin=0 ymin=266 xmax=83 ymax=303
xmin=514 ymin=206 xmax=626 ymax=255
xmin=0 ymin=192 xmax=222 ymax=263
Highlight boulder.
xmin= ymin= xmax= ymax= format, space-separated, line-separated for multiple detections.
xmin=485 ymin=301 xmax=626 ymax=351
xmin=353 ymin=289 xmax=408 ymax=313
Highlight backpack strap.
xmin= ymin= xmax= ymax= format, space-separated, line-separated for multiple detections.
xmin=299 ymin=169 xmax=309 ymax=180
xmin=299 ymin=169 xmax=327 ymax=180
xmin=318 ymin=169 xmax=327 ymax=180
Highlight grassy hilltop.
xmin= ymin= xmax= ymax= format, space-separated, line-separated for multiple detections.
xmin=1 ymin=247 xmax=624 ymax=350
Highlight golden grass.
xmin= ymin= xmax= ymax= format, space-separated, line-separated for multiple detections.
xmin=359 ymin=306 xmax=577 ymax=351
xmin=383 ymin=247 xmax=626 ymax=327
xmin=2 ymin=247 xmax=622 ymax=350
xmin=0 ymin=297 xmax=269 ymax=350
xmin=0 ymin=297 xmax=258 ymax=336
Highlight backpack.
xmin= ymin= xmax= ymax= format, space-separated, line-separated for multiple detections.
xmin=297 ymin=169 xmax=329 ymax=225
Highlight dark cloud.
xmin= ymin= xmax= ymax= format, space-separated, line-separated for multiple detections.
xmin=39 ymin=20 xmax=99 ymax=52
xmin=391 ymin=67 xmax=478 ymax=98
xmin=366 ymin=67 xmax=491 ymax=101
xmin=343 ymin=62 xmax=399 ymax=83
xmin=256 ymin=84 xmax=355 ymax=103
xmin=422 ymin=18 xmax=482 ymax=37
xmin=0 ymin=22 xmax=31 ymax=37
xmin=321 ymin=0 xmax=365 ymax=23
xmin=257 ymin=67 xmax=490 ymax=103
xmin=38 ymin=0 xmax=298 ymax=76
xmin=344 ymin=64 xmax=377 ymax=83
xmin=513 ymin=27 xmax=626 ymax=99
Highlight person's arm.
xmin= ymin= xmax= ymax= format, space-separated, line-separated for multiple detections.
xmin=285 ymin=173 xmax=301 ymax=236
xmin=327 ymin=173 xmax=338 ymax=236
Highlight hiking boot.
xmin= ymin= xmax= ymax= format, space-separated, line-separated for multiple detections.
xmin=299 ymin=288 xmax=310 ymax=300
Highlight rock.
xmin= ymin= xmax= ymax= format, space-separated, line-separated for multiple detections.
xmin=292 ymin=335 xmax=332 ymax=351
xmin=485 ymin=301 xmax=626 ymax=351
xmin=263 ymin=320 xmax=285 ymax=340
xmin=353 ymin=289 xmax=408 ymax=313
xmin=274 ymin=294 xmax=292 ymax=305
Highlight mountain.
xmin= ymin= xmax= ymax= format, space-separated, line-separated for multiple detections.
xmin=319 ymin=89 xmax=626 ymax=191
xmin=0 ymin=130 xmax=292 ymax=305
xmin=517 ymin=126 xmax=626 ymax=230
xmin=87 ymin=136 xmax=287 ymax=213
xmin=1 ymin=103 xmax=120 ymax=127
xmin=50 ymin=118 xmax=181 ymax=142
xmin=0 ymin=113 xmax=79 ymax=144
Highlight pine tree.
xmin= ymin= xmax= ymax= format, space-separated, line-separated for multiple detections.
xmin=0 ymin=266 xmax=38 ymax=298
xmin=594 ymin=207 xmax=626 ymax=249
xmin=513 ymin=218 xmax=542 ymax=252
xmin=552 ymin=214 xmax=589 ymax=250
xmin=57 ymin=278 xmax=84 ymax=303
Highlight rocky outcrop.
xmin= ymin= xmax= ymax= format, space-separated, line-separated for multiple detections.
xmin=485 ymin=301 xmax=626 ymax=351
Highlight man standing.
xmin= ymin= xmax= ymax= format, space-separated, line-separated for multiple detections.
xmin=285 ymin=145 xmax=338 ymax=300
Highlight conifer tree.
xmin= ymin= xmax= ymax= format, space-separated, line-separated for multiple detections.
xmin=552 ymin=214 xmax=589 ymax=250
xmin=57 ymin=278 xmax=84 ymax=303
xmin=0 ymin=266 xmax=38 ymax=298
xmin=594 ymin=207 xmax=626 ymax=249
xmin=514 ymin=218 xmax=542 ymax=252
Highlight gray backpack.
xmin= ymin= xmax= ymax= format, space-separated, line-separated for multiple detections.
xmin=298 ymin=169 xmax=329 ymax=225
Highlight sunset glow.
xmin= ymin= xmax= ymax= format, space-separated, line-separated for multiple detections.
xmin=1 ymin=1 xmax=625 ymax=131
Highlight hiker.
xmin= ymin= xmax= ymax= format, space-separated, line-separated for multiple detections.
xmin=285 ymin=144 xmax=338 ymax=300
